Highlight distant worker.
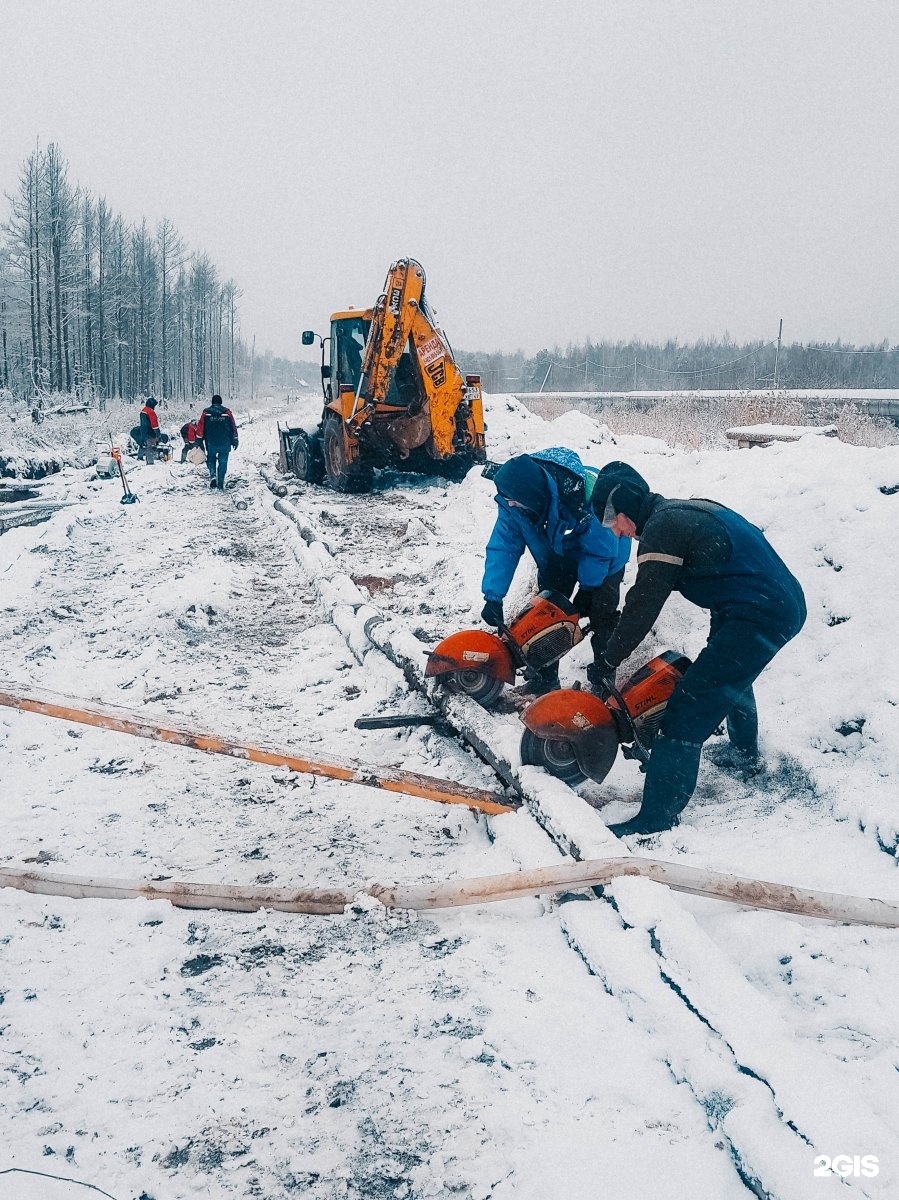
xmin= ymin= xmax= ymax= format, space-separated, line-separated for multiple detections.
xmin=136 ymin=397 xmax=161 ymax=464
xmin=179 ymin=415 xmax=202 ymax=463
xmin=196 ymin=394 xmax=239 ymax=490
xmin=589 ymin=463 xmax=806 ymax=836
xmin=481 ymin=448 xmax=633 ymax=693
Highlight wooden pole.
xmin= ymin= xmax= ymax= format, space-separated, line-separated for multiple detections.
xmin=3 ymin=857 xmax=898 ymax=925
xmin=0 ymin=682 xmax=515 ymax=816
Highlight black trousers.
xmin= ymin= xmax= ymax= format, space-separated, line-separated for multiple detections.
xmin=539 ymin=557 xmax=624 ymax=660
xmin=206 ymin=447 xmax=231 ymax=488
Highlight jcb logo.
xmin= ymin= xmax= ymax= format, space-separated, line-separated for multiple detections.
xmin=427 ymin=361 xmax=446 ymax=388
xmin=813 ymin=1155 xmax=879 ymax=1178
xmin=389 ymin=287 xmax=401 ymax=314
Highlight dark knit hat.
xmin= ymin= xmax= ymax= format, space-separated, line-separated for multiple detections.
xmin=146 ymin=396 xmax=157 ymax=408
xmin=493 ymin=454 xmax=549 ymax=517
xmin=211 ymin=394 xmax=223 ymax=405
xmin=591 ymin=461 xmax=650 ymax=525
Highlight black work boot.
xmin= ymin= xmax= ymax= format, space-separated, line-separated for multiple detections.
xmin=608 ymin=733 xmax=703 ymax=836
xmin=585 ymin=661 xmax=603 ymax=690
xmin=725 ymin=687 xmax=759 ymax=758
xmin=705 ymin=742 xmax=764 ymax=779
xmin=518 ymin=663 xmax=561 ymax=696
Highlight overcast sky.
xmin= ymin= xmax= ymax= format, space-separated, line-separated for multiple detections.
xmin=2 ymin=1 xmax=897 ymax=360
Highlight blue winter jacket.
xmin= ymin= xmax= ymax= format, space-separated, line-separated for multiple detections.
xmin=482 ymin=448 xmax=632 ymax=601
xmin=603 ymin=496 xmax=807 ymax=669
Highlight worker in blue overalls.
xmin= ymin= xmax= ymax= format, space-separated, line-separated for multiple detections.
xmin=481 ymin=447 xmax=634 ymax=693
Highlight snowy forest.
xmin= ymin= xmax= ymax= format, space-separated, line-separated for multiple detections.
xmin=460 ymin=337 xmax=899 ymax=395
xmin=0 ymin=143 xmax=265 ymax=404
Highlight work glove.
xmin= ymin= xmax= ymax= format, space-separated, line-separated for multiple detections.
xmin=587 ymin=659 xmax=617 ymax=698
xmin=571 ymin=586 xmax=594 ymax=618
xmin=232 ymin=441 xmax=239 ymax=451
xmin=480 ymin=599 xmax=504 ymax=628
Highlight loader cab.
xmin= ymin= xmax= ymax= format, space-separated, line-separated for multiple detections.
xmin=330 ymin=311 xmax=419 ymax=407
xmin=332 ymin=314 xmax=369 ymax=393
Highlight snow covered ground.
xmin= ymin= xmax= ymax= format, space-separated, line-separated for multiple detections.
xmin=1 ymin=395 xmax=898 ymax=1199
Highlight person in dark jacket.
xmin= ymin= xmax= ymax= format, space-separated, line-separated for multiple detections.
xmin=481 ymin=448 xmax=633 ymax=692
xmin=589 ymin=463 xmax=806 ymax=836
xmin=179 ymin=415 xmax=202 ymax=463
xmin=196 ymin=395 xmax=238 ymax=490
xmin=137 ymin=397 xmax=160 ymax=463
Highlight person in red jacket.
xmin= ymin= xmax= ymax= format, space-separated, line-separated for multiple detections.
xmin=137 ymin=397 xmax=160 ymax=463
xmin=196 ymin=395 xmax=238 ymax=490
xmin=179 ymin=415 xmax=202 ymax=463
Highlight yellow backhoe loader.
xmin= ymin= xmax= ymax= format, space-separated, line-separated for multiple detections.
xmin=278 ymin=258 xmax=486 ymax=492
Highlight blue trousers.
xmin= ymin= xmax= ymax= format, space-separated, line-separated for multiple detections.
xmin=660 ymin=612 xmax=804 ymax=748
xmin=206 ymin=447 xmax=230 ymax=488
xmin=632 ymin=605 xmax=806 ymax=831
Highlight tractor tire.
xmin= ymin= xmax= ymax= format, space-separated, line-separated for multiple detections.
xmin=433 ymin=455 xmax=475 ymax=483
xmin=323 ymin=416 xmax=374 ymax=494
xmin=443 ymin=669 xmax=505 ymax=709
xmin=290 ymin=430 xmax=325 ymax=484
xmin=520 ymin=728 xmax=587 ymax=786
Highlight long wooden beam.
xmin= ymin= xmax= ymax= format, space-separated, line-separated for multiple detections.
xmin=2 ymin=857 xmax=898 ymax=925
xmin=0 ymin=682 xmax=515 ymax=816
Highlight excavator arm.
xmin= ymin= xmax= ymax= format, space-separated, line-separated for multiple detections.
xmin=353 ymin=258 xmax=425 ymax=414
xmin=348 ymin=258 xmax=485 ymax=460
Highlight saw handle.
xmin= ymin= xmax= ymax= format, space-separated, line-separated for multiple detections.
xmin=603 ymin=681 xmax=652 ymax=764
xmin=496 ymin=621 xmax=529 ymax=671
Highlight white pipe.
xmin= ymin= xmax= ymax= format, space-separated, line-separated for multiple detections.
xmin=3 ymin=858 xmax=898 ymax=926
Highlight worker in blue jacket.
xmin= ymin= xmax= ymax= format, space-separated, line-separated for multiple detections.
xmin=589 ymin=462 xmax=806 ymax=836
xmin=481 ymin=448 xmax=633 ymax=692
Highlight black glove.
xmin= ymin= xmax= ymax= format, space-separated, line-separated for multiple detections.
xmin=572 ymin=587 xmax=594 ymax=618
xmin=231 ymin=441 xmax=239 ymax=451
xmin=480 ymin=599 xmax=504 ymax=628
xmin=587 ymin=659 xmax=617 ymax=697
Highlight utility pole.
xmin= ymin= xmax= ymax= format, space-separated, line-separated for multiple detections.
xmin=539 ymin=361 xmax=552 ymax=393
xmin=773 ymin=318 xmax=783 ymax=389
xmin=633 ymin=355 xmax=638 ymax=392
